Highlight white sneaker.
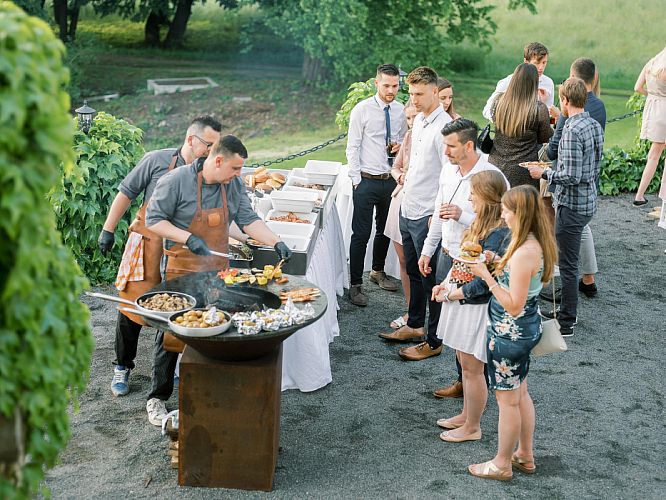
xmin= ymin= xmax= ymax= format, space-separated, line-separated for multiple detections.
xmin=146 ymin=398 xmax=168 ymax=427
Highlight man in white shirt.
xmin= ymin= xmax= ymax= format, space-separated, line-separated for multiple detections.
xmin=378 ymin=66 xmax=451 ymax=359
xmin=346 ymin=64 xmax=408 ymax=306
xmin=402 ymin=119 xmax=508 ymax=377
xmin=482 ymin=42 xmax=555 ymax=120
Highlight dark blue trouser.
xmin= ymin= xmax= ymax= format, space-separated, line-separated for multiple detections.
xmin=349 ymin=177 xmax=396 ymax=286
xmin=399 ymin=213 xmax=442 ymax=349
xmin=556 ymin=205 xmax=592 ymax=330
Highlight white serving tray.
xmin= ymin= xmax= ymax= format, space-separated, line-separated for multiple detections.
xmin=303 ymin=160 xmax=341 ymax=185
xmin=269 ymin=190 xmax=319 ymax=213
xmin=265 ymin=209 xmax=317 ymax=225
xmin=265 ymin=220 xmax=316 ymax=239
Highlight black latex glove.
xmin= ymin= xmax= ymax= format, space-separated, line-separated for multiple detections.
xmin=98 ymin=229 xmax=115 ymax=254
xmin=274 ymin=241 xmax=292 ymax=262
xmin=186 ymin=234 xmax=211 ymax=256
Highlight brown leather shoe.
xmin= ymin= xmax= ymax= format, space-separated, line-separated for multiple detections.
xmin=433 ymin=380 xmax=464 ymax=399
xmin=369 ymin=270 xmax=398 ymax=291
xmin=398 ymin=341 xmax=443 ymax=361
xmin=378 ymin=325 xmax=425 ymax=342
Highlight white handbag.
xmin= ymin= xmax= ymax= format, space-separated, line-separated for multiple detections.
xmin=533 ymin=284 xmax=568 ymax=357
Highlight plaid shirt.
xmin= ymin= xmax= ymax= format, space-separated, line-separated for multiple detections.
xmin=546 ymin=112 xmax=604 ymax=216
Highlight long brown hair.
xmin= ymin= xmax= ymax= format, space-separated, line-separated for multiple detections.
xmin=495 ymin=63 xmax=539 ymax=138
xmin=462 ymin=170 xmax=507 ymax=243
xmin=437 ymin=78 xmax=457 ymax=119
xmin=495 ymin=185 xmax=557 ymax=283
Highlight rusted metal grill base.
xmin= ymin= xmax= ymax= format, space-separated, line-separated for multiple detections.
xmin=178 ymin=346 xmax=282 ymax=491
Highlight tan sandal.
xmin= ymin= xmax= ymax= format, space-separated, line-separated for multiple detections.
xmin=511 ymin=454 xmax=536 ymax=474
xmin=468 ymin=460 xmax=512 ymax=481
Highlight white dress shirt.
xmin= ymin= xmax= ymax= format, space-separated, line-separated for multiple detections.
xmin=400 ymin=104 xmax=452 ymax=220
xmin=346 ymin=94 xmax=407 ymax=186
xmin=421 ymin=156 xmax=509 ymax=257
xmin=482 ymin=73 xmax=555 ymax=120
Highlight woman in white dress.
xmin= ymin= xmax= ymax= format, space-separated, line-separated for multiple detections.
xmin=384 ymin=103 xmax=417 ymax=329
xmin=431 ymin=170 xmax=510 ymax=442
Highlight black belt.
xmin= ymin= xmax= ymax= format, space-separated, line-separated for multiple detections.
xmin=361 ymin=172 xmax=391 ymax=180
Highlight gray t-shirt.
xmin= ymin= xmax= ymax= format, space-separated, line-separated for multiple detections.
xmin=146 ymin=159 xmax=260 ymax=245
xmin=119 ymin=148 xmax=185 ymax=203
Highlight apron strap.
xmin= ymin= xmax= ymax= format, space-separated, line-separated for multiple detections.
xmin=195 ymin=172 xmax=203 ymax=222
xmin=220 ymin=183 xmax=228 ymax=226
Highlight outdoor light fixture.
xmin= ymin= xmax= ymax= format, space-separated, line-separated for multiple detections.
xmin=398 ymin=68 xmax=408 ymax=90
xmin=75 ymin=100 xmax=96 ymax=134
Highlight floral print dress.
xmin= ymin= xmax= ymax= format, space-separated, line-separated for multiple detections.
xmin=486 ymin=262 xmax=543 ymax=390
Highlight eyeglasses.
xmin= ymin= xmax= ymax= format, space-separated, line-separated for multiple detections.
xmin=193 ymin=135 xmax=214 ymax=149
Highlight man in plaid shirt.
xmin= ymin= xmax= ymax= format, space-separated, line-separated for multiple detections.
xmin=528 ymin=77 xmax=604 ymax=337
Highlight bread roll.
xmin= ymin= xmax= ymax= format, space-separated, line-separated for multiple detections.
xmin=244 ymin=175 xmax=255 ymax=188
xmin=255 ymin=182 xmax=273 ymax=192
xmin=266 ymin=179 xmax=282 ymax=189
xmin=270 ymin=172 xmax=286 ymax=184
xmin=254 ymin=167 xmax=267 ymax=175
xmin=254 ymin=172 xmax=270 ymax=183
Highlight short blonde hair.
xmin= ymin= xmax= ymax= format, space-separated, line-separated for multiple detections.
xmin=559 ymin=77 xmax=588 ymax=108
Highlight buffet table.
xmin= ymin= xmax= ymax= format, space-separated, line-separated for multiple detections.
xmin=334 ymin=164 xmax=402 ymax=280
xmin=242 ymin=163 xmax=348 ymax=392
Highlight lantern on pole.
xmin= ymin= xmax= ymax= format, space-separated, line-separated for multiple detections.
xmin=75 ymin=100 xmax=96 ymax=134
xmin=398 ymin=68 xmax=408 ymax=90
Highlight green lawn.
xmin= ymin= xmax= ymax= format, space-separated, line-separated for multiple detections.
xmin=67 ymin=0 xmax=652 ymax=165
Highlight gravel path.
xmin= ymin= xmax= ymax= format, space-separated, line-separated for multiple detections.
xmin=46 ymin=194 xmax=666 ymax=499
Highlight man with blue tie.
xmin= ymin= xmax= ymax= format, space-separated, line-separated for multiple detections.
xmin=346 ymin=63 xmax=408 ymax=306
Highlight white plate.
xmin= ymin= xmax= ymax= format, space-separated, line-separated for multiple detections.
xmin=449 ymin=248 xmax=487 ymax=265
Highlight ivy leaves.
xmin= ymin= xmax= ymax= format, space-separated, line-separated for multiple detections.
xmin=0 ymin=4 xmax=93 ymax=498
xmin=49 ymin=112 xmax=145 ymax=284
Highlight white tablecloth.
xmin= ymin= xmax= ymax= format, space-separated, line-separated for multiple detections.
xmin=335 ymin=164 xmax=402 ymax=280
xmin=281 ymin=205 xmax=348 ymax=391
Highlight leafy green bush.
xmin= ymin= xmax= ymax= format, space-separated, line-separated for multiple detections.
xmin=599 ymin=93 xmax=663 ymax=195
xmin=0 ymin=4 xmax=93 ymax=498
xmin=49 ymin=112 xmax=145 ymax=284
xmin=335 ymin=78 xmax=410 ymax=130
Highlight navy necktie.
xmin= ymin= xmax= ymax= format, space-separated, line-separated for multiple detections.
xmin=384 ymin=105 xmax=391 ymax=146
xmin=384 ymin=105 xmax=393 ymax=166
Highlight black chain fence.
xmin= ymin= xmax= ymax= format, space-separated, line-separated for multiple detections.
xmin=246 ymin=107 xmax=644 ymax=168
xmin=245 ymin=133 xmax=348 ymax=169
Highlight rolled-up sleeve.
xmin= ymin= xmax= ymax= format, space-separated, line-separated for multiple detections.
xmin=119 ymin=153 xmax=155 ymax=200
xmin=146 ymin=171 xmax=178 ymax=227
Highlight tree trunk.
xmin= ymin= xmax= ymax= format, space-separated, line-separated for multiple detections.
xmin=53 ymin=0 xmax=68 ymax=42
xmin=67 ymin=1 xmax=81 ymax=41
xmin=301 ymin=52 xmax=326 ymax=87
xmin=164 ymin=0 xmax=194 ymax=49
xmin=144 ymin=11 xmax=167 ymax=47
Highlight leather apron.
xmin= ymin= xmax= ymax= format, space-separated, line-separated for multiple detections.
xmin=119 ymin=153 xmax=179 ymax=325
xmin=163 ymin=172 xmax=230 ymax=280
xmin=161 ymin=174 xmax=230 ymax=353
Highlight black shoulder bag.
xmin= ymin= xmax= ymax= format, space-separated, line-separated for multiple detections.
xmin=477 ymin=124 xmax=494 ymax=154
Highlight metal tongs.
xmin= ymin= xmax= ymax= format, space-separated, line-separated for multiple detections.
xmin=209 ymin=249 xmax=251 ymax=261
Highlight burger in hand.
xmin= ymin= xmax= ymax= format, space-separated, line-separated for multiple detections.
xmin=459 ymin=241 xmax=482 ymax=261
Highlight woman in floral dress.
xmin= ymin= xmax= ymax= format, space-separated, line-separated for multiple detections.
xmin=467 ymin=185 xmax=557 ymax=481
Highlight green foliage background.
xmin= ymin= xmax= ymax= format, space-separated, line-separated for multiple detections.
xmin=49 ymin=112 xmax=145 ymax=284
xmin=0 ymin=3 xmax=93 ymax=497
xmin=599 ymin=94 xmax=663 ymax=195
